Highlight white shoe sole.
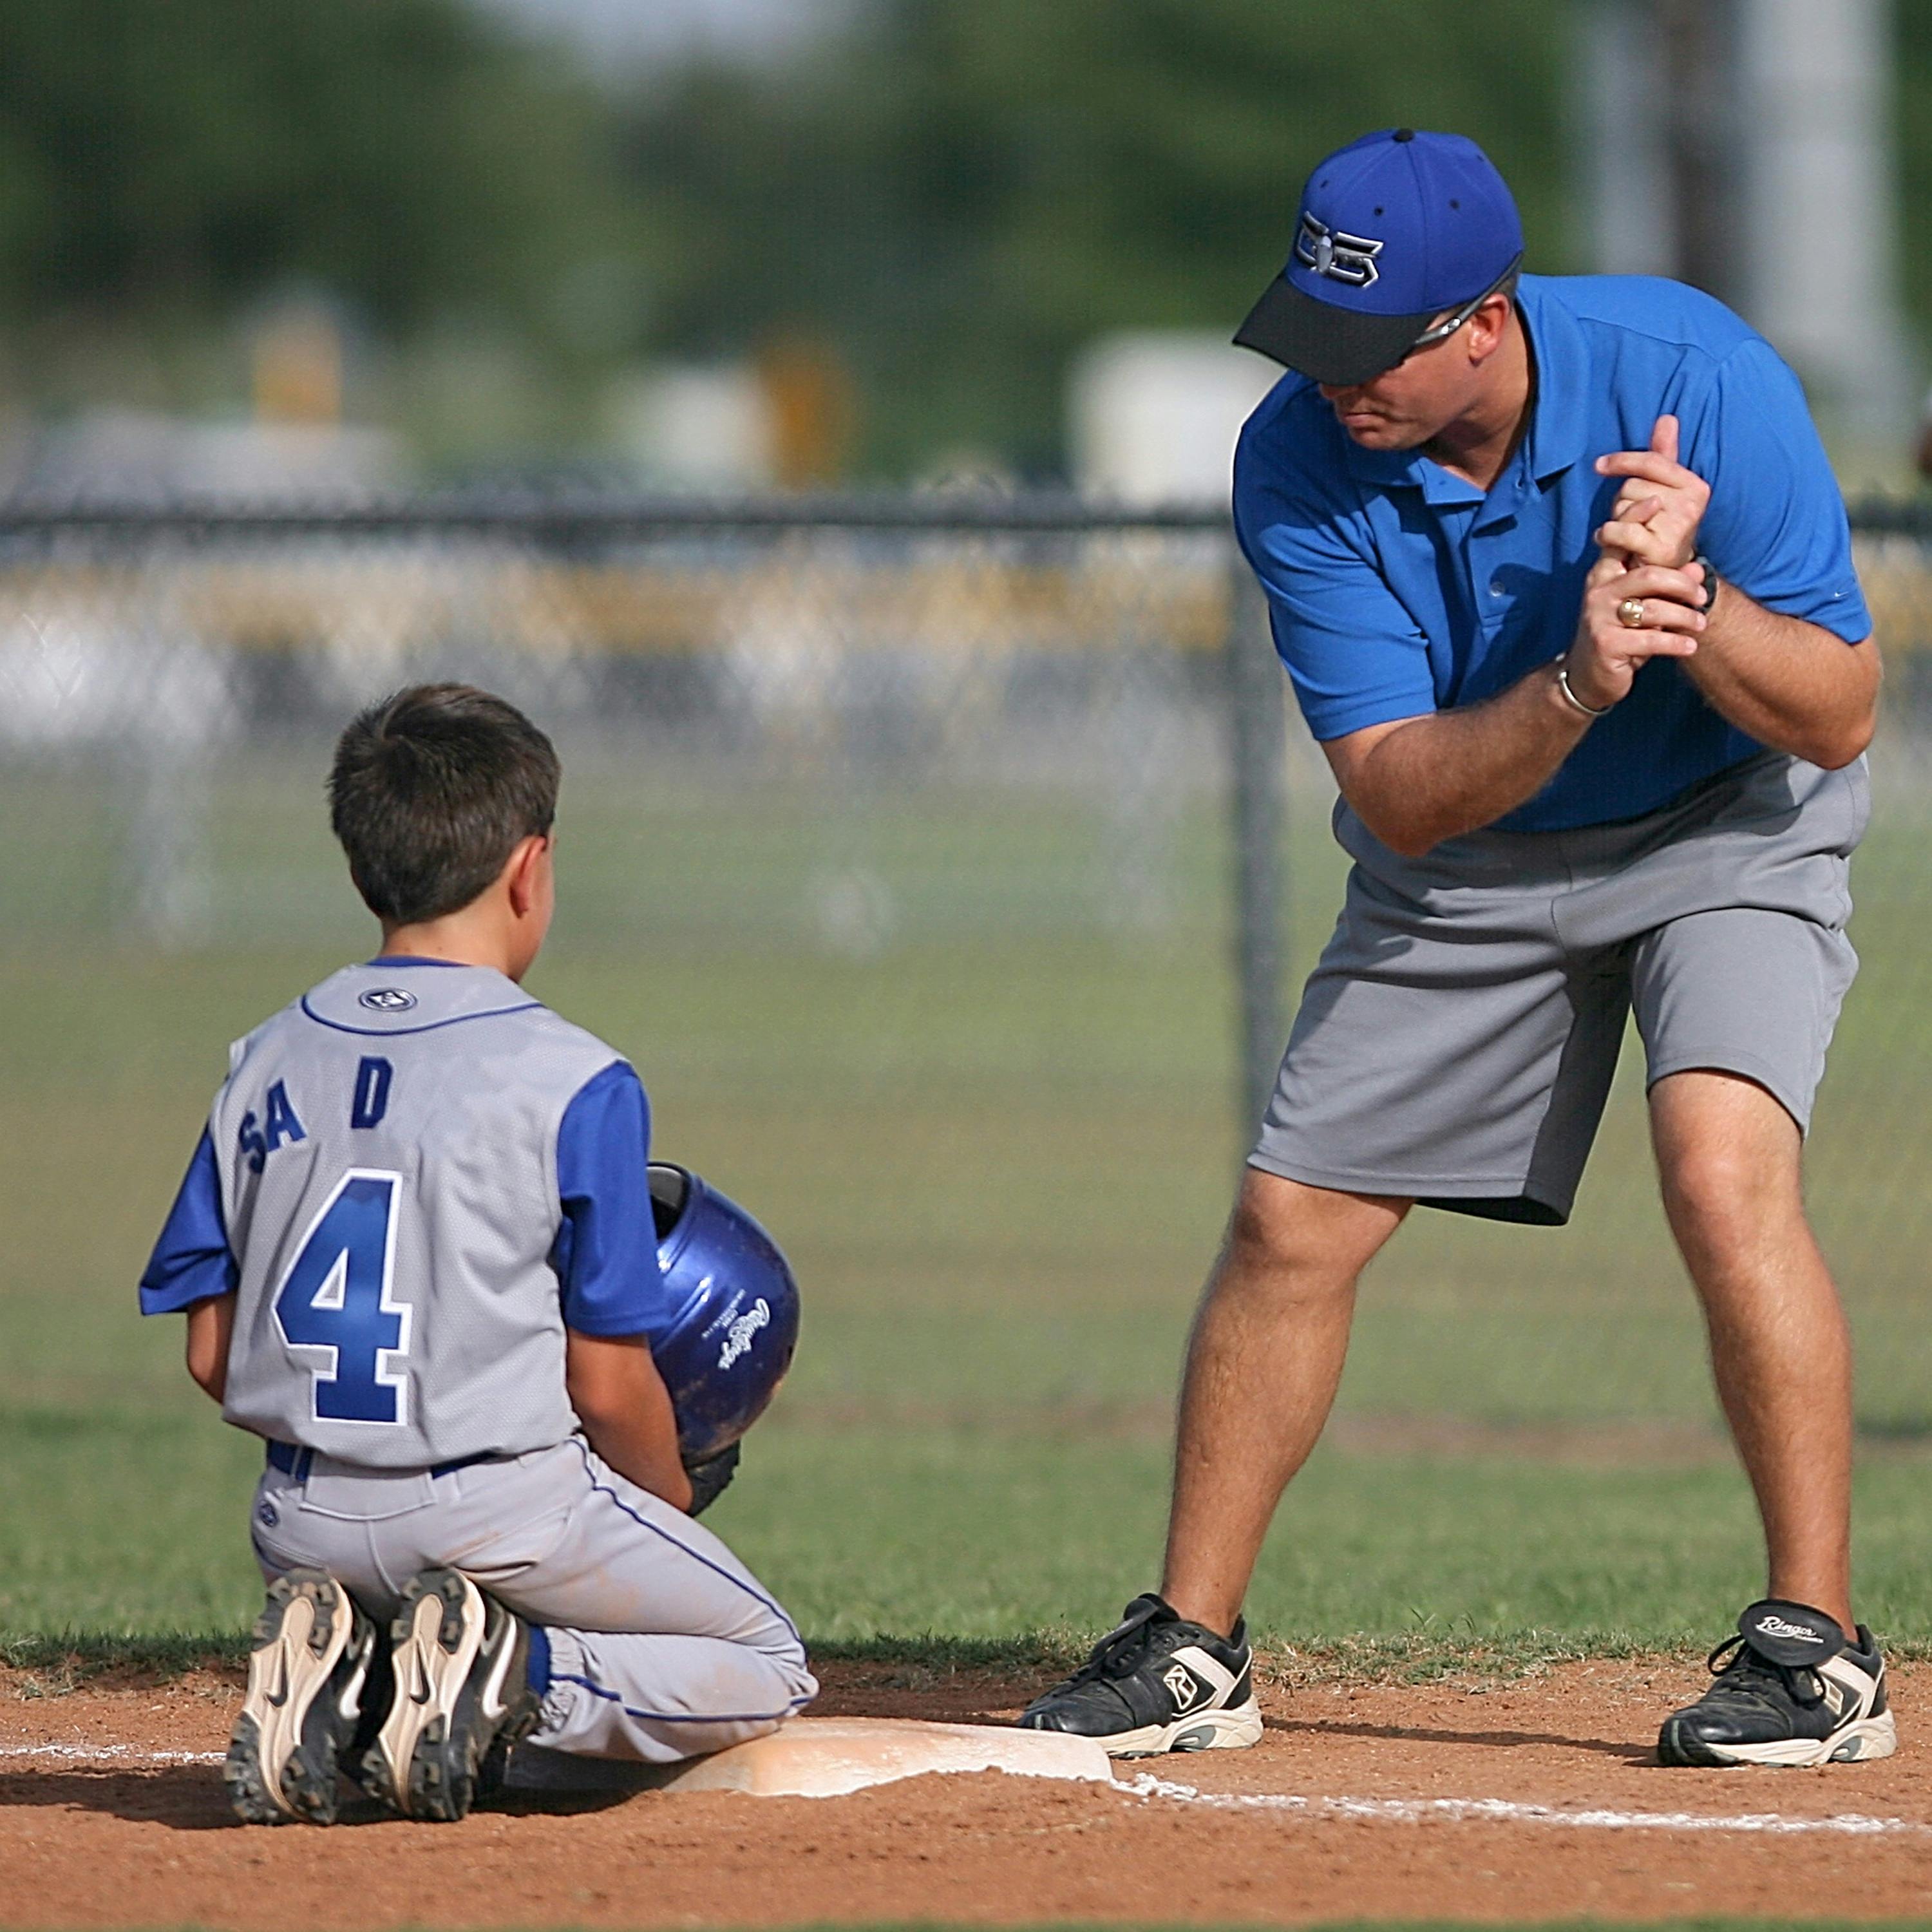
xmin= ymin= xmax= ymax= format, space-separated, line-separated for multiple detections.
xmin=1687 ymin=1710 xmax=1898 ymax=1767
xmin=227 ymin=1573 xmax=359 ymax=1824
xmin=367 ymin=1571 xmax=486 ymax=1816
xmin=1099 ymin=1698 xmax=1264 ymax=1759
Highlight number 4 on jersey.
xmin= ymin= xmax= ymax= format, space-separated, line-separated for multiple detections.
xmin=273 ymin=1170 xmax=412 ymax=1425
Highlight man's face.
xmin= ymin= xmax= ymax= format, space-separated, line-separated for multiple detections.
xmin=1316 ymin=295 xmax=1510 ymax=450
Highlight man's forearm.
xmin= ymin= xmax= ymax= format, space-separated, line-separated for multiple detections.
xmin=1681 ymin=585 xmax=1878 ymax=769
xmin=1329 ymin=545 xmax=1709 ymax=855
xmin=1338 ymin=661 xmax=1591 ymax=855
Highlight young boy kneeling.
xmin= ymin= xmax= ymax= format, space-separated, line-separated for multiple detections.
xmin=138 ymin=684 xmax=816 ymax=1824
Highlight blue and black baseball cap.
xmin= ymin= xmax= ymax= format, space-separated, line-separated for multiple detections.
xmin=1235 ymin=128 xmax=1524 ymax=387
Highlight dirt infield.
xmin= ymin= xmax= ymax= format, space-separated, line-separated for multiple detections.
xmin=6 ymin=1656 xmax=1931 ymax=1926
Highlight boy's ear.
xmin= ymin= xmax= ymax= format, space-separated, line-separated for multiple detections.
xmin=504 ymin=833 xmax=551 ymax=916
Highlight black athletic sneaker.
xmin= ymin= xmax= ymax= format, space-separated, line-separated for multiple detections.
xmin=361 ymin=1568 xmax=543 ymax=1821
xmin=1017 ymin=1593 xmax=1262 ymax=1757
xmin=1658 ymin=1598 xmax=1897 ymax=1767
xmin=226 ymin=1569 xmax=378 ymax=1825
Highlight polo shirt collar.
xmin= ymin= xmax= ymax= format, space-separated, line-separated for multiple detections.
xmin=1340 ymin=433 xmax=1481 ymax=507
xmin=1517 ymin=276 xmax=1590 ymax=484
xmin=1338 ymin=273 xmax=1589 ymax=502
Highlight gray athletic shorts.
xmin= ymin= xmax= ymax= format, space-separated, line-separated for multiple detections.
xmin=1251 ymin=752 xmax=1868 ymax=1224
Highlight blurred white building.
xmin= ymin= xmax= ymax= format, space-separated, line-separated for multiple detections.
xmin=1067 ymin=332 xmax=1278 ymax=506
xmin=5 ymin=296 xmax=403 ymax=502
xmin=609 ymin=365 xmax=777 ymax=491
xmin=10 ymin=412 xmax=404 ymax=502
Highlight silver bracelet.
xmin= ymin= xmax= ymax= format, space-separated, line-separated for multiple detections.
xmin=1555 ymin=658 xmax=1615 ymax=719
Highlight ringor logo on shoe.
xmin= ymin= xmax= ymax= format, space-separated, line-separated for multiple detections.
xmin=1755 ymin=1615 xmax=1826 ymax=1645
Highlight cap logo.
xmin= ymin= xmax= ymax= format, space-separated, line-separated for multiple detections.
xmin=1296 ymin=212 xmax=1383 ymax=288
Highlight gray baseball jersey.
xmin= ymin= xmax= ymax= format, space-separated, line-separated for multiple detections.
xmin=142 ymin=958 xmax=672 ymax=1468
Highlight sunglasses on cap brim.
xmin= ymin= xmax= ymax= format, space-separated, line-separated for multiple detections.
xmin=1397 ymin=251 xmax=1525 ymax=363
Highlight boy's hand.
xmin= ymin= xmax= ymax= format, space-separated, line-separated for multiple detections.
xmin=684 ymin=1441 xmax=741 ymax=1516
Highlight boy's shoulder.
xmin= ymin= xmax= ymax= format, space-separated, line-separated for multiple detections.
xmin=224 ymin=960 xmax=626 ymax=1093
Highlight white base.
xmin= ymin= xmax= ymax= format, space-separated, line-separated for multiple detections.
xmin=506 ymin=1716 xmax=1116 ymax=1799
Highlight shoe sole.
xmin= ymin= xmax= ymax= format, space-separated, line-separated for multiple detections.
xmin=365 ymin=1568 xmax=536 ymax=1822
xmin=1659 ymin=1709 xmax=1898 ymax=1768
xmin=365 ymin=1569 xmax=488 ymax=1821
xmin=226 ymin=1571 xmax=365 ymax=1826
xmin=1068 ymin=1698 xmax=1265 ymax=1759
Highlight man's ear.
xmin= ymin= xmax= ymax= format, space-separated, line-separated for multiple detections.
xmin=1465 ymin=293 xmax=1514 ymax=366
xmin=504 ymin=833 xmax=551 ymax=917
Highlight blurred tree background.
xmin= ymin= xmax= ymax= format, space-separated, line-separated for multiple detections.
xmin=624 ymin=0 xmax=1570 ymax=476
xmin=0 ymin=0 xmax=1922 ymax=479
xmin=0 ymin=0 xmax=636 ymax=464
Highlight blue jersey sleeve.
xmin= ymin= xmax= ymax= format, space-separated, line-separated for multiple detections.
xmin=1684 ymin=340 xmax=1871 ymax=645
xmin=138 ymin=1127 xmax=240 ymax=1315
xmin=551 ymin=1060 xmax=671 ymax=1339
xmin=1233 ymin=407 xmax=1439 ymax=741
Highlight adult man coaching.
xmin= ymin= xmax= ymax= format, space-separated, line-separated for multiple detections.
xmin=1019 ymin=128 xmax=1887 ymax=1768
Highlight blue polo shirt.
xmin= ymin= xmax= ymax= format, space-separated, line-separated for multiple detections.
xmin=1231 ymin=274 xmax=1870 ymax=832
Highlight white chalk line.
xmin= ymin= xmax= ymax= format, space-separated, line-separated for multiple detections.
xmin=0 ymin=1743 xmax=222 ymax=1766
xmin=3 ymin=1743 xmax=1927 ymax=1840
xmin=1124 ymin=1772 xmax=1932 ymax=1838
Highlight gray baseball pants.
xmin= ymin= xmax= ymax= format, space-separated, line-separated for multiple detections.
xmin=249 ymin=1434 xmax=817 ymax=1763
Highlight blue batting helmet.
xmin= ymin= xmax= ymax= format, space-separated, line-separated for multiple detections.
xmin=648 ymin=1163 xmax=800 ymax=1461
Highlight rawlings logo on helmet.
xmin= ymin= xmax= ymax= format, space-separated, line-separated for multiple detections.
xmin=719 ymin=1297 xmax=772 ymax=1370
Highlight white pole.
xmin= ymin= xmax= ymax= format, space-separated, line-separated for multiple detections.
xmin=1578 ymin=0 xmax=1678 ymax=276
xmin=1733 ymin=0 xmax=1911 ymax=459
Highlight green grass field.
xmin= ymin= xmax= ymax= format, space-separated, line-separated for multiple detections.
xmin=6 ymin=744 xmax=1932 ymax=1665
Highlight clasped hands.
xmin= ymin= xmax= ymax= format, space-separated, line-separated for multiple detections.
xmin=1564 ymin=413 xmax=1712 ymax=714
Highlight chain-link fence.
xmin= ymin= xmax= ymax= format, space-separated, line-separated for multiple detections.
xmin=0 ymin=504 xmax=1258 ymax=936
xmin=5 ymin=496 xmax=1932 ymax=1447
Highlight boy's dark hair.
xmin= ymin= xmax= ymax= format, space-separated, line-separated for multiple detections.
xmin=329 ymin=684 xmax=560 ymax=925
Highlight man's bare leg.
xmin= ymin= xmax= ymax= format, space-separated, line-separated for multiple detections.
xmin=1160 ymin=1168 xmax=1409 ymax=1636
xmin=1651 ymin=1070 xmax=1855 ymax=1633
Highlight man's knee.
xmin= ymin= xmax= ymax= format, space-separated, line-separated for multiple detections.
xmin=1663 ymin=1143 xmax=1770 ymax=1235
xmin=1654 ymin=1074 xmax=1805 ymax=1247
xmin=1219 ymin=1168 xmax=1403 ymax=1297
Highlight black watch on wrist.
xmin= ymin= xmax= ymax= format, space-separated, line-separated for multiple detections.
xmin=1691 ymin=551 xmax=1719 ymax=614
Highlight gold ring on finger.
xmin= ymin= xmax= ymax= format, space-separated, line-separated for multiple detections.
xmin=1616 ymin=595 xmax=1646 ymax=629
